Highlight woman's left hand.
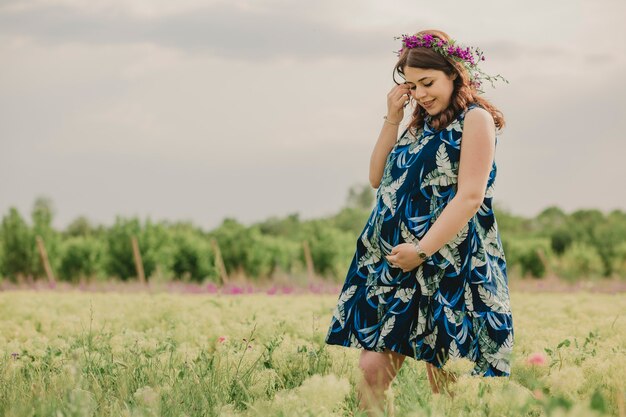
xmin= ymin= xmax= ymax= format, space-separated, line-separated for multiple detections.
xmin=385 ymin=243 xmax=425 ymax=272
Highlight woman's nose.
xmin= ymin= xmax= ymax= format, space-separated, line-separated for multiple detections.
xmin=412 ymin=87 xmax=427 ymax=99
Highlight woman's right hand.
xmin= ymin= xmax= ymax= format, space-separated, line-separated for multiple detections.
xmin=386 ymin=83 xmax=411 ymax=123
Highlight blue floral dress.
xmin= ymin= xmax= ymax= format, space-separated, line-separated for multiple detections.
xmin=324 ymin=103 xmax=514 ymax=377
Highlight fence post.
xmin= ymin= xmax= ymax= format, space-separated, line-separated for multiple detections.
xmin=302 ymin=240 xmax=315 ymax=282
xmin=131 ymin=236 xmax=146 ymax=284
xmin=36 ymin=235 xmax=56 ymax=285
xmin=210 ymin=238 xmax=229 ymax=284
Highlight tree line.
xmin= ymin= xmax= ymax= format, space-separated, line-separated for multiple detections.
xmin=1 ymin=186 xmax=625 ymax=284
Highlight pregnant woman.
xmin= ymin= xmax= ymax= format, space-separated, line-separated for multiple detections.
xmin=324 ymin=29 xmax=514 ymax=416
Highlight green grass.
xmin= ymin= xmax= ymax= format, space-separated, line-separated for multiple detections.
xmin=0 ymin=290 xmax=624 ymax=416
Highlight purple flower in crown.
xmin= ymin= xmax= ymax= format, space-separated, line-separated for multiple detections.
xmin=393 ymin=33 xmax=508 ymax=92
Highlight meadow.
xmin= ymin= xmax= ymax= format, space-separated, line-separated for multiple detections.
xmin=0 ymin=288 xmax=624 ymax=417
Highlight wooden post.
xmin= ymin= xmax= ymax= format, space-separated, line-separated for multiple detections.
xmin=131 ymin=236 xmax=146 ymax=284
xmin=302 ymin=240 xmax=315 ymax=282
xmin=36 ymin=235 xmax=56 ymax=285
xmin=210 ymin=238 xmax=229 ymax=285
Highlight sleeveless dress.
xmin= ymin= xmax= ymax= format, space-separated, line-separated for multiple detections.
xmin=324 ymin=103 xmax=514 ymax=377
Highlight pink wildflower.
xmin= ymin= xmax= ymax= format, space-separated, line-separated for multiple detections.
xmin=526 ymin=352 xmax=548 ymax=366
xmin=228 ymin=286 xmax=244 ymax=295
xmin=218 ymin=336 xmax=227 ymax=343
xmin=281 ymin=286 xmax=295 ymax=294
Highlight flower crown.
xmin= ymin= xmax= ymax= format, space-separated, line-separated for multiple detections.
xmin=394 ymin=33 xmax=508 ymax=92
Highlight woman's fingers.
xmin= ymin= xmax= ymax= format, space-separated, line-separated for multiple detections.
xmin=388 ymin=84 xmax=411 ymax=112
xmin=386 ymin=253 xmax=403 ymax=270
xmin=392 ymin=85 xmax=410 ymax=103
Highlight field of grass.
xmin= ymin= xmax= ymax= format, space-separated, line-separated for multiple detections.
xmin=0 ymin=288 xmax=624 ymax=416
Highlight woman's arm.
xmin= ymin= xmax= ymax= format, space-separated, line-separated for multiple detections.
xmin=384 ymin=107 xmax=497 ymax=271
xmin=369 ymin=115 xmax=402 ymax=188
xmin=371 ymin=83 xmax=411 ymax=188
xmin=418 ymin=107 xmax=496 ymax=257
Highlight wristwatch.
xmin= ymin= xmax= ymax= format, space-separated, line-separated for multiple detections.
xmin=413 ymin=241 xmax=429 ymax=261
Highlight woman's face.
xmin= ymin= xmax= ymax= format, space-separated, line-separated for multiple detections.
xmin=403 ymin=66 xmax=457 ymax=116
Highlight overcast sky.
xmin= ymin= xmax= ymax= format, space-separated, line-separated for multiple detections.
xmin=1 ymin=0 xmax=625 ymax=231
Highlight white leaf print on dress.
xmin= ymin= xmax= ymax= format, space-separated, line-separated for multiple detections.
xmin=429 ymin=194 xmax=444 ymax=224
xmin=408 ymin=132 xmax=435 ymax=154
xmin=415 ymin=265 xmax=444 ymax=297
xmin=358 ymin=216 xmax=383 ymax=269
xmin=437 ymin=223 xmax=469 ymax=274
xmin=380 ymin=170 xmax=408 ymax=216
xmin=449 ymin=118 xmax=463 ymax=133
xmin=449 ymin=339 xmax=462 ymax=358
xmin=477 ymin=285 xmax=510 ymax=314
xmin=397 ymin=127 xmax=423 ymax=147
xmin=424 ymin=326 xmax=438 ymax=349
xmin=349 ymin=332 xmax=363 ymax=348
xmin=410 ymin=302 xmax=429 ymax=339
xmin=475 ymin=221 xmax=504 ymax=259
xmin=400 ymin=219 xmax=420 ymax=245
xmin=443 ymin=306 xmax=463 ymax=325
xmin=471 ymin=239 xmax=487 ymax=268
xmin=395 ymin=288 xmax=415 ymax=303
xmin=421 ymin=143 xmax=459 ymax=187
xmin=464 ymin=282 xmax=474 ymax=312
xmin=332 ymin=285 xmax=357 ymax=327
xmin=376 ymin=315 xmax=396 ymax=349
xmin=483 ymin=332 xmax=513 ymax=374
xmin=367 ymin=285 xmax=394 ymax=301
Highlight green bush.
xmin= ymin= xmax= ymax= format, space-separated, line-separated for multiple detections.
xmin=329 ymin=207 xmax=371 ymax=236
xmin=58 ymin=236 xmax=106 ymax=282
xmin=609 ymin=241 xmax=626 ymax=279
xmin=105 ymin=217 xmax=173 ymax=280
xmin=243 ymin=228 xmax=304 ymax=279
xmin=500 ymin=238 xmax=551 ymax=278
xmin=105 ymin=217 xmax=142 ymax=280
xmin=257 ymin=213 xmax=302 ymax=238
xmin=304 ymin=221 xmax=355 ymax=280
xmin=170 ymin=230 xmax=216 ymax=282
xmin=554 ymin=242 xmax=605 ymax=281
xmin=242 ymin=228 xmax=276 ymax=279
xmin=0 ymin=207 xmax=35 ymax=280
xmin=550 ymin=228 xmax=574 ymax=255
xmin=209 ymin=218 xmax=251 ymax=277
xmin=590 ymin=212 xmax=626 ymax=277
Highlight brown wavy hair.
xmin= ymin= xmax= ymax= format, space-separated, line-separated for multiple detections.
xmin=393 ymin=29 xmax=506 ymax=136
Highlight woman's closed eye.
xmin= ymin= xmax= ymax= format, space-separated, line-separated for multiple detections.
xmin=409 ymin=82 xmax=433 ymax=90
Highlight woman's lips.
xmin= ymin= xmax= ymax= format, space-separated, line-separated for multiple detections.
xmin=422 ymin=99 xmax=435 ymax=109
